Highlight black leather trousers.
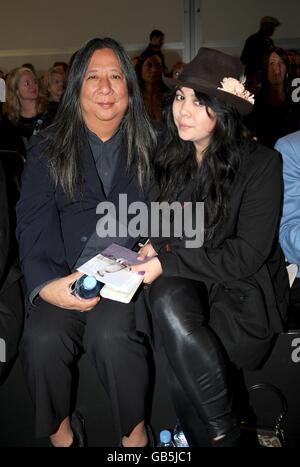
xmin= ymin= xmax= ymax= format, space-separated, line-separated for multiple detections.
xmin=148 ymin=276 xmax=240 ymax=446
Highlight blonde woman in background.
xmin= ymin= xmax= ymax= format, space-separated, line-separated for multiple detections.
xmin=39 ymin=66 xmax=66 ymax=128
xmin=0 ymin=66 xmax=44 ymax=157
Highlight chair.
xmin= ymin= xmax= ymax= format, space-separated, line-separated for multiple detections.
xmin=243 ymin=263 xmax=300 ymax=446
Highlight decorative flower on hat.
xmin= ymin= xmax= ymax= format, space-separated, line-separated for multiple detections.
xmin=217 ymin=77 xmax=255 ymax=104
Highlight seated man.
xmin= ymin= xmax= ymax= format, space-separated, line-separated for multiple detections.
xmin=16 ymin=37 xmax=156 ymax=447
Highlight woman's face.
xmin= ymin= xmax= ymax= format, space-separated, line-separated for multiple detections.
xmin=173 ymin=87 xmax=216 ymax=156
xmin=268 ymin=52 xmax=287 ymax=85
xmin=49 ymin=72 xmax=65 ymax=102
xmin=18 ymin=71 xmax=39 ymax=101
xmin=141 ymin=55 xmax=163 ymax=84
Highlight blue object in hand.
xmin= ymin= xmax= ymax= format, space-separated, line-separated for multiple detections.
xmin=73 ymin=275 xmax=103 ymax=299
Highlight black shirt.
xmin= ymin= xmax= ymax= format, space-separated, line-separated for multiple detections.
xmin=87 ymin=128 xmax=122 ymax=197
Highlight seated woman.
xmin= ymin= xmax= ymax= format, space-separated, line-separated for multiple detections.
xmin=135 ymin=50 xmax=168 ymax=122
xmin=0 ymin=66 xmax=44 ymax=157
xmin=39 ymin=66 xmax=66 ymax=128
xmin=246 ymin=47 xmax=299 ymax=148
xmin=132 ymin=48 xmax=289 ymax=447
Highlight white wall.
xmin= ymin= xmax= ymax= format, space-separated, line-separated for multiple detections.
xmin=0 ymin=0 xmax=299 ymax=74
xmin=200 ymin=0 xmax=300 ymax=56
xmin=0 ymin=0 xmax=184 ymax=74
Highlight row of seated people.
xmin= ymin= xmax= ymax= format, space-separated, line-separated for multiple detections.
xmin=1 ymin=46 xmax=299 ymax=151
xmin=0 ymin=64 xmax=66 ymax=159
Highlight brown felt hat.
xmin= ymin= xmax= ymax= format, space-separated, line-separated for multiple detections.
xmin=163 ymin=47 xmax=254 ymax=115
xmin=260 ymin=16 xmax=281 ymax=27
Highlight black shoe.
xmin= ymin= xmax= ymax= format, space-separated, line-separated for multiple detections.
xmin=70 ymin=411 xmax=87 ymax=447
xmin=118 ymin=424 xmax=156 ymax=447
xmin=145 ymin=424 xmax=155 ymax=447
xmin=49 ymin=412 xmax=87 ymax=447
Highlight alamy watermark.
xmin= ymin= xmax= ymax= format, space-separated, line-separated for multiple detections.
xmin=292 ymin=78 xmax=300 ymax=103
xmin=95 ymin=194 xmax=204 ymax=248
xmin=0 ymin=338 xmax=6 ymax=363
xmin=291 ymin=337 xmax=300 ymax=363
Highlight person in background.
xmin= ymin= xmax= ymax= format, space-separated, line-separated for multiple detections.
xmin=16 ymin=37 xmax=156 ymax=448
xmin=132 ymin=47 xmax=289 ymax=447
xmin=143 ymin=29 xmax=165 ymax=55
xmin=170 ymin=61 xmax=187 ymax=79
xmin=135 ymin=50 xmax=168 ymax=122
xmin=39 ymin=67 xmax=66 ymax=128
xmin=241 ymin=16 xmax=281 ymax=94
xmin=142 ymin=29 xmax=167 ymax=75
xmin=246 ymin=47 xmax=299 ymax=148
xmin=0 ymin=76 xmax=5 ymax=120
xmin=0 ymin=67 xmax=44 ymax=156
xmin=21 ymin=63 xmax=37 ymax=75
xmin=52 ymin=61 xmax=68 ymax=75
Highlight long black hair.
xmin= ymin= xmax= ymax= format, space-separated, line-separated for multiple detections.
xmin=259 ymin=47 xmax=291 ymax=100
xmin=41 ymin=37 xmax=156 ymax=198
xmin=154 ymin=89 xmax=254 ymax=239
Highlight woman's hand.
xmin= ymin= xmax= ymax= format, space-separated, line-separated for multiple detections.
xmin=137 ymin=242 xmax=157 ymax=260
xmin=39 ymin=271 xmax=100 ymax=311
xmin=131 ymin=257 xmax=162 ymax=284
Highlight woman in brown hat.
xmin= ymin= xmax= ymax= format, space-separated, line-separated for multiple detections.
xmin=132 ymin=48 xmax=289 ymax=446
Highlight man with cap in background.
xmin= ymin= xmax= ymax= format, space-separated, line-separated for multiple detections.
xmin=240 ymin=16 xmax=281 ymax=92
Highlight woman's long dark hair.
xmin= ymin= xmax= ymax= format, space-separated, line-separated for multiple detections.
xmin=155 ymin=89 xmax=254 ymax=239
xmin=259 ymin=47 xmax=291 ymax=101
xmin=41 ymin=37 xmax=156 ymax=198
xmin=135 ymin=50 xmax=167 ymax=91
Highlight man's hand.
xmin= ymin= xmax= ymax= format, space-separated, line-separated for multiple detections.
xmin=39 ymin=271 xmax=100 ymax=311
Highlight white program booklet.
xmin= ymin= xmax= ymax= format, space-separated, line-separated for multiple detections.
xmin=77 ymin=243 xmax=147 ymax=303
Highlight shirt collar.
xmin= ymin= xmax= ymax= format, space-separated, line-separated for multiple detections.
xmin=86 ymin=127 xmax=122 ymax=147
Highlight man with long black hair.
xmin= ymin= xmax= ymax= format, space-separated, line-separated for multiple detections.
xmin=16 ymin=37 xmax=156 ymax=447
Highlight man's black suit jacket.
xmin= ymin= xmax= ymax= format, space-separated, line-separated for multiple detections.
xmin=16 ymin=134 xmax=145 ymax=297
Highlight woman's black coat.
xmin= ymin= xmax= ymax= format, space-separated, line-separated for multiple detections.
xmin=147 ymin=142 xmax=289 ymax=370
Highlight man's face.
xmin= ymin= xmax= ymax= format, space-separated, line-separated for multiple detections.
xmin=80 ymin=48 xmax=128 ymax=139
xmin=262 ymin=23 xmax=276 ymax=36
xmin=151 ymin=35 xmax=164 ymax=48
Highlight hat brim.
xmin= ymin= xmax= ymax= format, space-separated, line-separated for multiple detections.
xmin=260 ymin=20 xmax=281 ymax=26
xmin=163 ymin=75 xmax=253 ymax=116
